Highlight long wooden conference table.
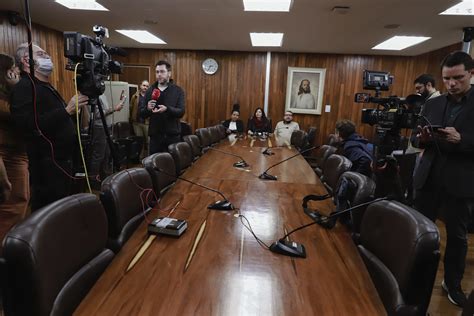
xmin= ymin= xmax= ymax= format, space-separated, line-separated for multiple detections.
xmin=75 ymin=137 xmax=385 ymax=315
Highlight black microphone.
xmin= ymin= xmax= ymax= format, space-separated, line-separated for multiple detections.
xmin=269 ymin=197 xmax=388 ymax=258
xmin=156 ymin=167 xmax=234 ymax=210
xmin=259 ymin=146 xmax=318 ymax=180
xmin=107 ymin=46 xmax=128 ymax=56
xmin=262 ymin=126 xmax=290 ymax=155
xmin=207 ymin=147 xmax=249 ymax=168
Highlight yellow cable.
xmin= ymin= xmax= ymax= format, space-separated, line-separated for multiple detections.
xmin=74 ymin=63 xmax=92 ymax=193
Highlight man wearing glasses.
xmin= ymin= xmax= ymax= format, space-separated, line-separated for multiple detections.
xmin=414 ymin=51 xmax=474 ymax=307
xmin=10 ymin=43 xmax=89 ymax=211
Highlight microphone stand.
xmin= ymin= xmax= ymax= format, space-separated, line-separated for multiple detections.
xmin=259 ymin=146 xmax=317 ymax=180
xmin=207 ymin=147 xmax=249 ymax=168
xmin=157 ymin=168 xmax=235 ymax=210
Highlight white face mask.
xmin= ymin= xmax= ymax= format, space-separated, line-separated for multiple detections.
xmin=36 ymin=57 xmax=54 ymax=76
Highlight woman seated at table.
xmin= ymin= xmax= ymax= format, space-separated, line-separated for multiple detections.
xmin=222 ymin=104 xmax=244 ymax=134
xmin=247 ymin=107 xmax=272 ymax=135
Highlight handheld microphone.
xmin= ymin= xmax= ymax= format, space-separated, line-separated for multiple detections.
xmin=151 ymin=89 xmax=161 ymax=101
xmin=269 ymin=197 xmax=388 ymax=258
xmin=207 ymin=147 xmax=249 ymax=168
xmin=156 ymin=167 xmax=234 ymax=210
xmin=259 ymin=146 xmax=318 ymax=180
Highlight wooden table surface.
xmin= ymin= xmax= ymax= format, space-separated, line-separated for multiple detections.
xmin=75 ymin=137 xmax=385 ymax=316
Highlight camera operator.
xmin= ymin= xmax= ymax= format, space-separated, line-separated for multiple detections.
xmin=142 ymin=60 xmax=185 ymax=154
xmin=10 ymin=43 xmax=89 ymax=211
xmin=414 ymin=74 xmax=441 ymax=102
xmin=413 ymin=51 xmax=474 ymax=307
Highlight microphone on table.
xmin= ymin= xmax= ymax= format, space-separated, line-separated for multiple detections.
xmin=263 ymin=126 xmax=289 ymax=155
xmin=258 ymin=146 xmax=318 ymax=180
xmin=156 ymin=167 xmax=235 ymax=210
xmin=269 ymin=197 xmax=389 ymax=258
xmin=207 ymin=147 xmax=249 ymax=168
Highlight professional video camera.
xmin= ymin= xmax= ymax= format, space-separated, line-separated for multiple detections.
xmin=355 ymin=70 xmax=424 ymax=130
xmin=63 ymin=25 xmax=125 ymax=98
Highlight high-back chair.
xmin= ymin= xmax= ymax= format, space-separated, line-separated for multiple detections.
xmin=195 ymin=128 xmax=212 ymax=151
xmin=313 ymin=145 xmax=338 ymax=177
xmin=290 ymin=130 xmax=308 ymax=151
xmin=216 ymin=124 xmax=227 ymax=139
xmin=168 ymin=142 xmax=193 ymax=175
xmin=358 ymin=200 xmax=440 ymax=316
xmin=100 ymin=168 xmax=154 ymax=253
xmin=1 ymin=194 xmax=114 ymax=316
xmin=208 ymin=126 xmax=221 ymax=144
xmin=320 ymin=154 xmax=352 ymax=195
xmin=142 ymin=153 xmax=177 ymax=196
xmin=183 ymin=134 xmax=202 ymax=161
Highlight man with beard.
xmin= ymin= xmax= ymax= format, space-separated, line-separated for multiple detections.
xmin=141 ymin=61 xmax=185 ymax=154
xmin=274 ymin=111 xmax=300 ymax=146
xmin=414 ymin=74 xmax=441 ymax=107
xmin=293 ymin=79 xmax=316 ymax=109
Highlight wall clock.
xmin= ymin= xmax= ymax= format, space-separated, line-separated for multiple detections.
xmin=202 ymin=58 xmax=218 ymax=75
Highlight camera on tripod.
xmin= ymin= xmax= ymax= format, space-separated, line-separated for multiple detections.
xmin=63 ymin=25 xmax=125 ymax=98
xmin=355 ymin=70 xmax=424 ymax=130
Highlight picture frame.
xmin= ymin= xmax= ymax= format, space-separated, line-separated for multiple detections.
xmin=285 ymin=67 xmax=326 ymax=115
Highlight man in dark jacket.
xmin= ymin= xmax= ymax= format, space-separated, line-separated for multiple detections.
xmin=335 ymin=119 xmax=373 ymax=177
xmin=141 ymin=60 xmax=185 ymax=154
xmin=413 ymin=51 xmax=474 ymax=307
xmin=10 ymin=43 xmax=88 ymax=211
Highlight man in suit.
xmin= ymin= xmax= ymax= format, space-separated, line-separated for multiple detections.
xmin=413 ymin=51 xmax=474 ymax=307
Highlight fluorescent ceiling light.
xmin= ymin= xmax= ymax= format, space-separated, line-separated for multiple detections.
xmin=372 ymin=36 xmax=431 ymax=51
xmin=243 ymin=0 xmax=292 ymax=12
xmin=439 ymin=0 xmax=474 ymax=15
xmin=250 ymin=33 xmax=284 ymax=47
xmin=116 ymin=30 xmax=167 ymax=44
xmin=55 ymin=0 xmax=109 ymax=11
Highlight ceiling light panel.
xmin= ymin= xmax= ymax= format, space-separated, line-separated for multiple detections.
xmin=372 ymin=36 xmax=431 ymax=51
xmin=439 ymin=0 xmax=474 ymax=15
xmin=116 ymin=30 xmax=167 ymax=44
xmin=250 ymin=33 xmax=284 ymax=47
xmin=243 ymin=0 xmax=292 ymax=12
xmin=55 ymin=0 xmax=109 ymax=11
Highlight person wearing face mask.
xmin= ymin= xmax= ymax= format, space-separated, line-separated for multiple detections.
xmin=222 ymin=104 xmax=244 ymax=134
xmin=141 ymin=60 xmax=185 ymax=154
xmin=247 ymin=107 xmax=272 ymax=135
xmin=9 ymin=43 xmax=89 ymax=211
xmin=0 ymin=53 xmax=29 ymax=243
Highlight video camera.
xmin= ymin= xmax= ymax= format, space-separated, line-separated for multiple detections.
xmin=355 ymin=70 xmax=424 ymax=129
xmin=63 ymin=25 xmax=125 ymax=98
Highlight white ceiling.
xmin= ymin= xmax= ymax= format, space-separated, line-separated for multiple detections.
xmin=1 ymin=0 xmax=472 ymax=56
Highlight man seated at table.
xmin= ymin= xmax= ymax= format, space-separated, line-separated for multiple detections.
xmin=335 ymin=119 xmax=373 ymax=177
xmin=274 ymin=111 xmax=300 ymax=146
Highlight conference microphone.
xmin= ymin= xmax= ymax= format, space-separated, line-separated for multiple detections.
xmin=262 ymin=126 xmax=290 ymax=155
xmin=269 ymin=197 xmax=388 ymax=258
xmin=151 ymin=88 xmax=161 ymax=101
xmin=259 ymin=146 xmax=318 ymax=180
xmin=207 ymin=147 xmax=249 ymax=168
xmin=156 ymin=167 xmax=234 ymax=210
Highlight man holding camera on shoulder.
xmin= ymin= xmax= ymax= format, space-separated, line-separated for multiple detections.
xmin=141 ymin=60 xmax=185 ymax=154
xmin=10 ymin=43 xmax=89 ymax=211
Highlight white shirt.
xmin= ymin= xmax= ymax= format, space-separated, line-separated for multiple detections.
xmin=293 ymin=93 xmax=316 ymax=109
xmin=274 ymin=121 xmax=300 ymax=146
xmin=228 ymin=121 xmax=237 ymax=131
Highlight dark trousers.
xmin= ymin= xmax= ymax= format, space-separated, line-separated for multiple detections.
xmin=415 ymin=187 xmax=474 ymax=288
xmin=29 ymin=155 xmax=73 ymax=212
xmin=149 ymin=134 xmax=181 ymax=154
xmin=88 ymin=125 xmax=112 ymax=180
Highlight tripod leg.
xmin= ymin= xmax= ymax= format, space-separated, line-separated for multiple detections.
xmin=97 ymin=99 xmax=120 ymax=172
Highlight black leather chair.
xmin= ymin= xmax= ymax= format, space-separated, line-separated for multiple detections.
xmin=183 ymin=134 xmax=202 ymax=161
xmin=327 ymin=133 xmax=339 ymax=146
xmin=320 ymin=154 xmax=352 ymax=195
xmin=100 ymin=168 xmax=154 ymax=253
xmin=462 ymin=290 xmax=474 ymax=316
xmin=112 ymin=121 xmax=143 ymax=164
xmin=312 ymin=145 xmax=338 ymax=176
xmin=168 ymin=142 xmax=193 ymax=175
xmin=180 ymin=121 xmax=192 ymax=138
xmin=1 ymin=193 xmax=114 ymax=316
xmin=142 ymin=153 xmax=177 ymax=196
xmin=195 ymin=128 xmax=212 ymax=151
xmin=290 ymin=130 xmax=308 ymax=151
xmin=216 ymin=124 xmax=227 ymax=139
xmin=358 ymin=200 xmax=440 ymax=316
xmin=208 ymin=126 xmax=221 ymax=144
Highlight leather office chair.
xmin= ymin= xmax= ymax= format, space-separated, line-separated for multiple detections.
xmin=216 ymin=124 xmax=227 ymax=139
xmin=290 ymin=130 xmax=308 ymax=151
xmin=358 ymin=200 xmax=440 ymax=316
xmin=312 ymin=145 xmax=338 ymax=177
xmin=112 ymin=121 xmax=143 ymax=164
xmin=195 ymin=128 xmax=212 ymax=151
xmin=100 ymin=168 xmax=154 ymax=253
xmin=168 ymin=142 xmax=193 ymax=175
xmin=142 ymin=152 xmax=177 ymax=196
xmin=180 ymin=121 xmax=192 ymax=138
xmin=208 ymin=126 xmax=221 ymax=144
xmin=1 ymin=193 xmax=114 ymax=316
xmin=327 ymin=133 xmax=339 ymax=146
xmin=183 ymin=134 xmax=202 ymax=161
xmin=462 ymin=290 xmax=474 ymax=316
xmin=320 ymin=154 xmax=352 ymax=195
